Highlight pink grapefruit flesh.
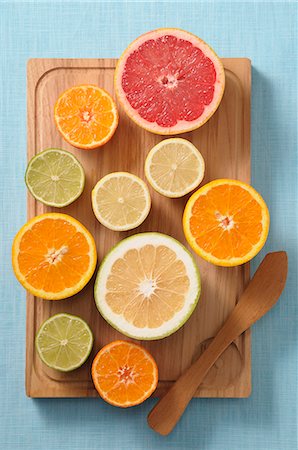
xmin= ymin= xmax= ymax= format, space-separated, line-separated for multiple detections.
xmin=115 ymin=28 xmax=225 ymax=135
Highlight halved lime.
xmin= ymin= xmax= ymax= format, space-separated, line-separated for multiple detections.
xmin=35 ymin=313 xmax=93 ymax=371
xmin=25 ymin=148 xmax=85 ymax=207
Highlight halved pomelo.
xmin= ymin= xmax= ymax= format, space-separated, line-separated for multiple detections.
xmin=115 ymin=28 xmax=225 ymax=135
xmin=94 ymin=232 xmax=200 ymax=340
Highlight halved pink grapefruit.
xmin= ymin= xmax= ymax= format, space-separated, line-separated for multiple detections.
xmin=115 ymin=28 xmax=225 ymax=135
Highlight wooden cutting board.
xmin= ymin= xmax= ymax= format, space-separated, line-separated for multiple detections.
xmin=26 ymin=58 xmax=251 ymax=398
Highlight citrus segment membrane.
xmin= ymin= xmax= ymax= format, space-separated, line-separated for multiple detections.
xmin=115 ymin=28 xmax=225 ymax=134
xmin=92 ymin=340 xmax=158 ymax=407
xmin=36 ymin=313 xmax=93 ymax=371
xmin=94 ymin=233 xmax=200 ymax=340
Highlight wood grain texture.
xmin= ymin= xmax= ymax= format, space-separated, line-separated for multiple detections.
xmin=26 ymin=58 xmax=251 ymax=398
xmin=148 ymin=252 xmax=288 ymax=435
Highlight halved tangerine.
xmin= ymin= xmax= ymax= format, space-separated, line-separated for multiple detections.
xmin=54 ymin=85 xmax=118 ymax=149
xmin=92 ymin=340 xmax=158 ymax=407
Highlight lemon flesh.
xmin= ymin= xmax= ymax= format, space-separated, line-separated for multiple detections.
xmin=92 ymin=172 xmax=151 ymax=231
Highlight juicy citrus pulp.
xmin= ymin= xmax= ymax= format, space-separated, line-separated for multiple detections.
xmin=115 ymin=28 xmax=225 ymax=134
xmin=36 ymin=313 xmax=93 ymax=371
xmin=25 ymin=148 xmax=85 ymax=207
xmin=183 ymin=179 xmax=270 ymax=266
xmin=12 ymin=213 xmax=97 ymax=299
xmin=94 ymin=232 xmax=200 ymax=340
xmin=91 ymin=172 xmax=151 ymax=231
xmin=54 ymin=85 xmax=118 ymax=149
xmin=145 ymin=138 xmax=205 ymax=197
xmin=92 ymin=340 xmax=158 ymax=407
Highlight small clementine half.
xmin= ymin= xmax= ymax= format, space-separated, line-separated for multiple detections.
xmin=54 ymin=85 xmax=118 ymax=150
xmin=92 ymin=340 xmax=158 ymax=407
xmin=183 ymin=179 xmax=270 ymax=266
xmin=12 ymin=213 xmax=97 ymax=300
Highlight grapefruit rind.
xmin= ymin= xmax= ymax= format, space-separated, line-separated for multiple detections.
xmin=94 ymin=232 xmax=201 ymax=340
xmin=183 ymin=179 xmax=270 ymax=267
xmin=12 ymin=213 xmax=97 ymax=300
xmin=115 ymin=28 xmax=225 ymax=135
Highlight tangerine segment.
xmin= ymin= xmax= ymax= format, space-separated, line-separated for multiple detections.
xmin=183 ymin=179 xmax=270 ymax=267
xmin=12 ymin=213 xmax=97 ymax=300
xmin=91 ymin=340 xmax=158 ymax=407
xmin=54 ymin=85 xmax=118 ymax=149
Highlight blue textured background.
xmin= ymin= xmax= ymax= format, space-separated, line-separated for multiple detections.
xmin=0 ymin=1 xmax=297 ymax=449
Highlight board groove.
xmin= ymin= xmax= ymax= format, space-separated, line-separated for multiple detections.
xmin=26 ymin=58 xmax=251 ymax=398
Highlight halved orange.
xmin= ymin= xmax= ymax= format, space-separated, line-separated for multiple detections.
xmin=91 ymin=340 xmax=158 ymax=407
xmin=183 ymin=179 xmax=270 ymax=266
xmin=54 ymin=85 xmax=119 ymax=150
xmin=12 ymin=213 xmax=97 ymax=300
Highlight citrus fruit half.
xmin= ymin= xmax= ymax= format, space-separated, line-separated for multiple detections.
xmin=115 ymin=28 xmax=225 ymax=135
xmin=12 ymin=213 xmax=97 ymax=299
xmin=91 ymin=172 xmax=151 ymax=231
xmin=94 ymin=232 xmax=200 ymax=340
xmin=145 ymin=138 xmax=205 ymax=197
xmin=92 ymin=340 xmax=158 ymax=407
xmin=54 ymin=85 xmax=118 ymax=149
xmin=183 ymin=179 xmax=270 ymax=267
xmin=25 ymin=148 xmax=85 ymax=207
xmin=36 ymin=313 xmax=93 ymax=371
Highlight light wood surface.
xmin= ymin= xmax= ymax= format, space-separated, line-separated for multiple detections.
xmin=148 ymin=252 xmax=288 ymax=435
xmin=26 ymin=58 xmax=251 ymax=398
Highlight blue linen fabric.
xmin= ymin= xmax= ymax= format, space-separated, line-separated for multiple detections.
xmin=0 ymin=1 xmax=297 ymax=449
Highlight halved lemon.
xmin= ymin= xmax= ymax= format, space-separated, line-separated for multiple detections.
xmin=145 ymin=138 xmax=205 ymax=198
xmin=91 ymin=172 xmax=151 ymax=231
xmin=94 ymin=232 xmax=200 ymax=340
